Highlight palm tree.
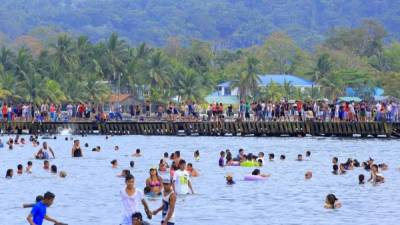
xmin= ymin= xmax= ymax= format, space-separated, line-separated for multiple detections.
xmin=15 ymin=48 xmax=34 ymax=80
xmin=0 ymin=64 xmax=20 ymax=100
xmin=83 ymin=73 xmax=111 ymax=104
xmin=232 ymin=55 xmax=261 ymax=100
xmin=0 ymin=46 xmax=15 ymax=72
xmin=51 ymin=35 xmax=76 ymax=73
xmin=143 ymin=51 xmax=171 ymax=93
xmin=309 ymin=53 xmax=332 ymax=99
xmin=105 ymin=33 xmax=126 ymax=82
xmin=174 ymin=67 xmax=204 ymax=102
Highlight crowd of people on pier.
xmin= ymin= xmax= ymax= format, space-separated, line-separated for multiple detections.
xmin=1 ymin=98 xmax=399 ymax=123
xmin=1 ymin=132 xmax=392 ymax=224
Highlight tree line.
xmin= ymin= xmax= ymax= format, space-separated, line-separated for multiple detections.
xmin=1 ymin=20 xmax=400 ymax=105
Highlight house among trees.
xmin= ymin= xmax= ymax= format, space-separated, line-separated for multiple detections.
xmin=205 ymin=74 xmax=314 ymax=104
xmin=105 ymin=94 xmax=137 ymax=112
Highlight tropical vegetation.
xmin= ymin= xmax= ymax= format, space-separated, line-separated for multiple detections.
xmin=1 ymin=20 xmax=400 ymax=105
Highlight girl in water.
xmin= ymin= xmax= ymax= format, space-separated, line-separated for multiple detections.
xmin=369 ymin=164 xmax=385 ymax=184
xmin=145 ymin=168 xmax=163 ymax=195
xmin=324 ymin=194 xmax=342 ymax=209
xmin=71 ymin=140 xmax=83 ymax=157
xmin=159 ymin=159 xmax=168 ymax=172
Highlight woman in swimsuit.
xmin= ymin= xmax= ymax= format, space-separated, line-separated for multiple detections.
xmin=71 ymin=140 xmax=83 ymax=157
xmin=145 ymin=168 xmax=163 ymax=195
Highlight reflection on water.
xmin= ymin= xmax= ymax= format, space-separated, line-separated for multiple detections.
xmin=0 ymin=135 xmax=400 ymax=225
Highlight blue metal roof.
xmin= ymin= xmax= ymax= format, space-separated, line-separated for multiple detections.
xmin=217 ymin=81 xmax=233 ymax=88
xmin=217 ymin=75 xmax=313 ymax=88
xmin=258 ymin=74 xmax=313 ymax=87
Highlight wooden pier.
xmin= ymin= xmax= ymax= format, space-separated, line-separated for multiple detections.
xmin=2 ymin=121 xmax=400 ymax=138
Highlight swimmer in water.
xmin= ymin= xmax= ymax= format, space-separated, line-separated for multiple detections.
xmin=115 ymin=146 xmax=119 ymax=151
xmin=305 ymin=171 xmax=312 ymax=180
xmin=280 ymin=155 xmax=286 ymax=160
xmin=111 ymin=159 xmax=118 ymax=168
xmin=306 ymin=151 xmax=311 ymax=158
xmin=131 ymin=212 xmax=150 ymax=225
xmin=92 ymin=146 xmax=101 ymax=152
xmin=186 ymin=163 xmax=199 ymax=177
xmin=7 ymin=138 xmax=13 ymax=150
xmin=219 ymin=151 xmax=226 ymax=167
xmin=59 ymin=171 xmax=67 ymax=178
xmin=0 ymin=139 xmax=4 ymax=148
xmin=269 ymin=153 xmax=274 ymax=161
xmin=5 ymin=168 xmax=13 ymax=179
xmin=378 ymin=163 xmax=388 ymax=171
xmin=145 ymin=168 xmax=163 ymax=195
xmin=35 ymin=142 xmax=56 ymax=159
xmin=26 ymin=161 xmax=33 ymax=173
xmin=251 ymin=169 xmax=270 ymax=178
xmin=359 ymin=174 xmax=365 ymax=184
xmin=71 ymin=140 xmax=83 ymax=157
xmin=132 ymin=148 xmax=142 ymax=157
xmin=226 ymin=174 xmax=235 ymax=185
xmin=257 ymin=152 xmax=265 ymax=164
xmin=152 ymin=179 xmax=176 ymax=225
xmin=324 ymin=194 xmax=341 ymax=209
xmin=84 ymin=143 xmax=89 ymax=147
xmin=51 ymin=165 xmax=57 ymax=174
xmin=43 ymin=160 xmax=50 ymax=171
xmin=296 ymin=154 xmax=303 ymax=161
xmin=369 ymin=164 xmax=385 ymax=184
xmin=339 ymin=163 xmax=346 ymax=175
xmin=159 ymin=159 xmax=168 ymax=172
xmin=332 ymin=165 xmax=339 ymax=175
xmin=26 ymin=191 xmax=63 ymax=225
xmin=21 ymin=138 xmax=26 ymax=145
xmin=332 ymin=157 xmax=338 ymax=165
xmin=130 ymin=161 xmax=135 ymax=168
xmin=194 ymin=150 xmax=200 ymax=161
xmin=17 ymin=164 xmax=23 ymax=175
xmin=118 ymin=169 xmax=131 ymax=178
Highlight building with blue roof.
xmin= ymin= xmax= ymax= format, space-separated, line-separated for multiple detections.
xmin=205 ymin=74 xmax=314 ymax=104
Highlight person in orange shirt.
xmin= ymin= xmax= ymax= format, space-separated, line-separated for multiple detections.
xmin=2 ymin=103 xmax=8 ymax=121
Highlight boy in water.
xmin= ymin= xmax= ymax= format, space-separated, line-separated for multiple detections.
xmin=152 ymin=179 xmax=176 ymax=225
xmin=27 ymin=192 xmax=63 ymax=225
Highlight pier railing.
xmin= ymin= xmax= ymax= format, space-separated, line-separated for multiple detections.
xmin=2 ymin=121 xmax=400 ymax=138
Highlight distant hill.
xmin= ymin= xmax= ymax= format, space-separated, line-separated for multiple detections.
xmin=0 ymin=0 xmax=399 ymax=48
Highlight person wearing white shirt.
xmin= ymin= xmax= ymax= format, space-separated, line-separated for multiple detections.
xmin=120 ymin=174 xmax=152 ymax=225
xmin=172 ymin=159 xmax=194 ymax=195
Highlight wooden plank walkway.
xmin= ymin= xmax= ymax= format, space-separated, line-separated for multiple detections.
xmin=2 ymin=121 xmax=400 ymax=138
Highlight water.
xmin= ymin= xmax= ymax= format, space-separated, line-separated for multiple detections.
xmin=0 ymin=135 xmax=399 ymax=225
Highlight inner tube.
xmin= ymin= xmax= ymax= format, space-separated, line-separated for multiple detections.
xmin=244 ymin=175 xmax=267 ymax=181
xmin=240 ymin=161 xmax=259 ymax=167
xmin=227 ymin=161 xmax=240 ymax=166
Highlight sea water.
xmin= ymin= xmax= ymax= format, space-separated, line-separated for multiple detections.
xmin=0 ymin=135 xmax=399 ymax=225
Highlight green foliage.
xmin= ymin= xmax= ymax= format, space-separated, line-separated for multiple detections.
xmin=0 ymin=19 xmax=399 ymax=104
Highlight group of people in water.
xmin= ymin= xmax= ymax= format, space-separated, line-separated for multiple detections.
xmin=217 ymin=147 xmax=388 ymax=210
xmin=3 ymin=135 xmax=67 ymax=180
xmin=1 ymin=132 xmax=392 ymax=225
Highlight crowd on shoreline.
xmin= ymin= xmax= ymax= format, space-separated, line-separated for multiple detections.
xmin=1 ymin=99 xmax=400 ymax=123
xmin=0 ymin=134 xmax=391 ymax=224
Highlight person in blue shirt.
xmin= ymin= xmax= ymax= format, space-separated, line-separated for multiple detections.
xmin=27 ymin=192 xmax=62 ymax=225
